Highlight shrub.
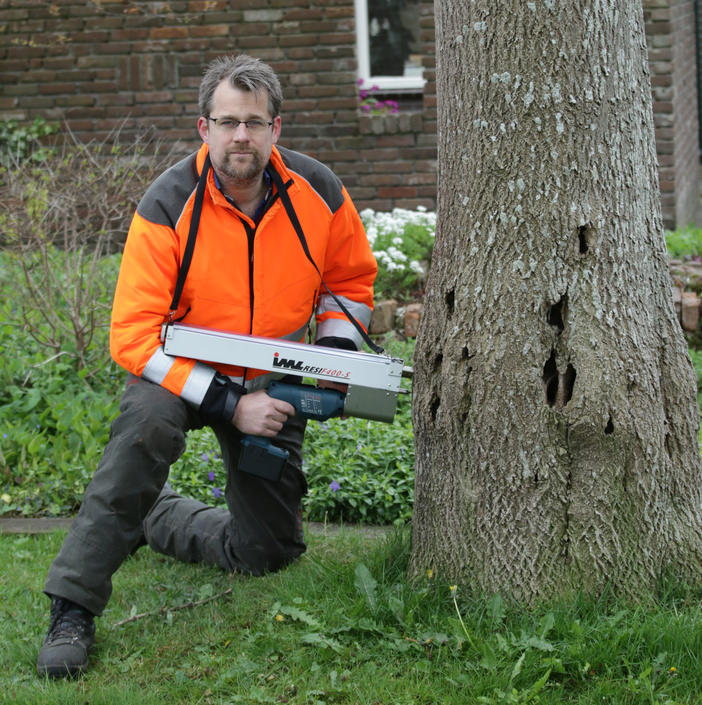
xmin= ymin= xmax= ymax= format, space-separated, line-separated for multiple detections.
xmin=360 ymin=206 xmax=435 ymax=301
xmin=0 ymin=128 xmax=171 ymax=373
xmin=665 ymin=227 xmax=702 ymax=260
xmin=0 ymin=117 xmax=59 ymax=166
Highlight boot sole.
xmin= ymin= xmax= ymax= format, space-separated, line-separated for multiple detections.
xmin=37 ymin=660 xmax=89 ymax=679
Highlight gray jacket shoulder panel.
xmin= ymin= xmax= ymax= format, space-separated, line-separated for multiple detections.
xmin=277 ymin=146 xmax=345 ymax=215
xmin=136 ymin=152 xmax=199 ymax=227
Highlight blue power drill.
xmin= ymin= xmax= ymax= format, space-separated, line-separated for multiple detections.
xmin=238 ymin=380 xmax=346 ymax=482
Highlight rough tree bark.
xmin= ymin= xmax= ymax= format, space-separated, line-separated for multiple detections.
xmin=411 ymin=0 xmax=702 ymax=601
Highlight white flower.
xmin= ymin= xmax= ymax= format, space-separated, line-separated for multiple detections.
xmin=392 ymin=237 xmax=403 ymax=245
xmin=417 ymin=205 xmax=427 ymax=212
xmin=387 ymin=246 xmax=407 ymax=262
xmin=386 ymin=261 xmax=398 ymax=271
xmin=410 ymin=260 xmax=424 ymax=274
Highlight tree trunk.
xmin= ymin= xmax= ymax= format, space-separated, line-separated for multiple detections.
xmin=411 ymin=0 xmax=702 ymax=601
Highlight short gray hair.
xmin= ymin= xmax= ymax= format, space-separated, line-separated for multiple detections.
xmin=198 ymin=54 xmax=283 ymax=119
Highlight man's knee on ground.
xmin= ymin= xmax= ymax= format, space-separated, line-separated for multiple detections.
xmin=237 ymin=545 xmax=306 ymax=576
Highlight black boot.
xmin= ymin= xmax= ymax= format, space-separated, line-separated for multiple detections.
xmin=36 ymin=596 xmax=96 ymax=678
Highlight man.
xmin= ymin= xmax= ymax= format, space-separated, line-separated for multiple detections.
xmin=36 ymin=54 xmax=377 ymax=678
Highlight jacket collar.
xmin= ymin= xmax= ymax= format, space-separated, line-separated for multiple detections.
xmin=195 ymin=143 xmax=300 ymax=207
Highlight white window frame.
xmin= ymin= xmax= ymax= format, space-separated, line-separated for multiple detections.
xmin=353 ymin=0 xmax=426 ymax=92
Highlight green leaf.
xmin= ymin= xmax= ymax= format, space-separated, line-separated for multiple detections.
xmin=280 ymin=605 xmax=320 ymax=627
xmin=540 ymin=612 xmax=555 ymax=638
xmin=354 ymin=563 xmax=377 ymax=612
xmin=481 ymin=641 xmax=497 ymax=671
xmin=198 ymin=583 xmax=214 ymax=600
xmin=510 ymin=652 xmax=526 ymax=683
xmin=526 ymin=636 xmax=554 ymax=652
xmin=300 ymin=632 xmax=343 ymax=652
xmin=526 ymin=668 xmax=552 ymax=701
xmin=542 ymin=657 xmax=566 ymax=674
xmin=27 ymin=435 xmax=42 ymax=455
xmin=488 ymin=594 xmax=505 ymax=622
xmin=57 ymin=407 xmax=75 ymax=430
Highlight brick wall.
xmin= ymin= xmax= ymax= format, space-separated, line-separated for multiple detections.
xmin=4 ymin=0 xmax=696 ymax=222
xmin=645 ymin=0 xmax=701 ymax=230
xmin=0 ymin=0 xmax=437 ymax=212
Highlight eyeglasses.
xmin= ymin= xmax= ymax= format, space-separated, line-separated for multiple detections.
xmin=207 ymin=117 xmax=274 ymax=134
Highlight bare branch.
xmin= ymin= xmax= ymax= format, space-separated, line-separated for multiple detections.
xmin=110 ymin=588 xmax=234 ymax=628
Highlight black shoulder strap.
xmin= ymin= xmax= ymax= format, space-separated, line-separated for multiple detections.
xmin=267 ymin=164 xmax=384 ymax=355
xmin=168 ymin=153 xmax=211 ymax=322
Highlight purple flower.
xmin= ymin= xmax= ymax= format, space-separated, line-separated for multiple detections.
xmin=357 ymin=78 xmax=365 ymax=86
xmin=361 ymin=105 xmax=371 ymax=112
xmin=201 ymin=452 xmax=209 ymax=462
xmin=212 ymin=487 xmax=222 ymax=499
xmin=329 ymin=480 xmax=341 ymax=492
xmin=2 ymin=434 xmax=6 ymax=439
xmin=359 ymin=90 xmax=368 ymax=99
xmin=356 ymin=443 xmax=362 ymax=451
xmin=207 ymin=470 xmax=215 ymax=482
xmin=213 ymin=451 xmax=221 ymax=459
xmin=371 ymin=84 xmax=379 ymax=92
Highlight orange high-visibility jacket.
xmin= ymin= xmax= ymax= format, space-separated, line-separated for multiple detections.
xmin=110 ymin=144 xmax=377 ymax=409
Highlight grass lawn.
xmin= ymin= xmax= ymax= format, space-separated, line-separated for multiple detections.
xmin=2 ymin=527 xmax=702 ymax=704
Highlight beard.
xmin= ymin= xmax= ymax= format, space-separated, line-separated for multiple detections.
xmin=215 ymin=143 xmax=266 ymax=187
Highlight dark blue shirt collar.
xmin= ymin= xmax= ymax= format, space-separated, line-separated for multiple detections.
xmin=213 ymin=167 xmax=272 ymax=224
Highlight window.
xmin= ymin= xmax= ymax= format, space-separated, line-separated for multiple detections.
xmin=354 ymin=0 xmax=426 ymax=92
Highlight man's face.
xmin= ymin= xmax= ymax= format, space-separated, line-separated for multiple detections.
xmin=197 ymin=81 xmax=281 ymax=187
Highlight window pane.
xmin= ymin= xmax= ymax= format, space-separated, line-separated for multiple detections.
xmin=368 ymin=0 xmax=422 ymax=78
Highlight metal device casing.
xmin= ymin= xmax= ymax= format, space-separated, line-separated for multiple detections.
xmin=161 ymin=323 xmax=405 ymax=423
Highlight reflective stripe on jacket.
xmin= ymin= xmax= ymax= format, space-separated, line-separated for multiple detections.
xmin=110 ymin=144 xmax=377 ymax=405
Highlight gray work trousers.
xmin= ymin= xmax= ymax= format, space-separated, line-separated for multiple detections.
xmin=44 ymin=373 xmax=308 ymax=617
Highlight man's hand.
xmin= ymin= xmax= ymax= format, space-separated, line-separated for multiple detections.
xmin=231 ymin=389 xmax=295 ymax=436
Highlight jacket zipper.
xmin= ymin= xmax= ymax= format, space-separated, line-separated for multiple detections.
xmin=240 ymin=218 xmax=256 ymax=334
xmin=235 ymin=186 xmax=285 ymax=382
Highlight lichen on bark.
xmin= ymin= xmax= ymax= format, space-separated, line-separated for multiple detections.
xmin=411 ymin=0 xmax=702 ymax=601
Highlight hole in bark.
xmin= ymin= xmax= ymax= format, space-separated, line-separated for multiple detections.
xmin=605 ymin=416 xmax=614 ymax=434
xmin=433 ymin=353 xmax=443 ymax=372
xmin=430 ymin=395 xmax=441 ymax=421
xmin=461 ymin=346 xmax=474 ymax=381
xmin=665 ymin=432 xmax=673 ymax=459
xmin=561 ymin=364 xmax=576 ymax=406
xmin=542 ymin=352 xmax=576 ymax=408
xmin=445 ymin=289 xmax=455 ymax=314
xmin=543 ymin=351 xmax=559 ymax=406
xmin=578 ymin=226 xmax=589 ymax=254
xmin=547 ymin=294 xmax=566 ymax=333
